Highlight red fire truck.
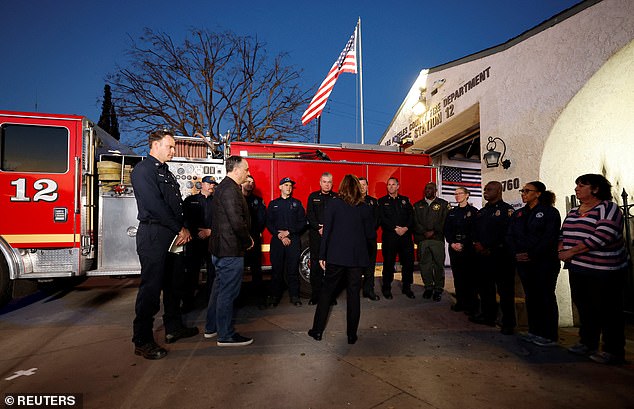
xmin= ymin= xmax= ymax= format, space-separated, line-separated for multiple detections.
xmin=0 ymin=110 xmax=436 ymax=306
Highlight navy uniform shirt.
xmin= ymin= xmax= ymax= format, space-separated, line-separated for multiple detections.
xmin=506 ymin=203 xmax=561 ymax=260
xmin=378 ymin=194 xmax=414 ymax=236
xmin=307 ymin=190 xmax=337 ymax=234
xmin=183 ymin=192 xmax=213 ymax=233
xmin=364 ymin=194 xmax=380 ymax=231
xmin=473 ymin=200 xmax=514 ymax=251
xmin=131 ymin=154 xmax=184 ymax=234
xmin=245 ymin=193 xmax=266 ymax=241
xmin=444 ymin=204 xmax=479 ymax=246
xmin=266 ymin=196 xmax=306 ymax=238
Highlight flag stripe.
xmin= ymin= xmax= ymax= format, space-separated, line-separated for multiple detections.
xmin=302 ymin=25 xmax=358 ymax=125
xmin=441 ymin=166 xmax=482 ymax=197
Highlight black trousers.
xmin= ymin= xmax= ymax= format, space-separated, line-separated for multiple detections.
xmin=309 ymin=233 xmax=324 ymax=300
xmin=270 ymin=236 xmax=301 ymax=299
xmin=381 ymin=233 xmax=414 ymax=289
xmin=182 ymin=238 xmax=212 ymax=304
xmin=517 ymin=260 xmax=560 ymax=340
xmin=133 ymin=224 xmax=184 ymax=345
xmin=476 ymin=251 xmax=516 ymax=328
xmin=311 ymin=263 xmax=363 ymax=337
xmin=363 ymin=239 xmax=378 ymax=295
xmin=448 ymin=247 xmax=478 ymax=312
xmin=569 ymin=267 xmax=626 ymax=357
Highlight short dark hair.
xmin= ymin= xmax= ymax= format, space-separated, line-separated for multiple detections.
xmin=148 ymin=130 xmax=174 ymax=148
xmin=575 ymin=173 xmax=613 ymax=200
xmin=225 ymin=155 xmax=244 ymax=173
xmin=358 ymin=176 xmax=368 ymax=183
xmin=387 ymin=177 xmax=399 ymax=184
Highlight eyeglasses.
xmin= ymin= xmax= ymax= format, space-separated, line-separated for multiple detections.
xmin=519 ymin=189 xmax=536 ymax=194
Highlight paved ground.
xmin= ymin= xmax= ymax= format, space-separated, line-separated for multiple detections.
xmin=0 ymin=274 xmax=633 ymax=409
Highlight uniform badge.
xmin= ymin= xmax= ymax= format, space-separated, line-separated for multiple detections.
xmin=254 ymin=199 xmax=259 ymax=205
xmin=292 ymin=202 xmax=297 ymax=208
xmin=536 ymin=212 xmax=544 ymax=218
xmin=508 ymin=209 xmax=514 ymax=217
xmin=495 ymin=210 xmax=501 ymax=216
xmin=401 ymin=200 xmax=406 ymax=205
xmin=432 ymin=204 xmax=440 ymax=210
xmin=466 ymin=211 xmax=471 ymax=217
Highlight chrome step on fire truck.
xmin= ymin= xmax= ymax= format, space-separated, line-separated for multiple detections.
xmin=0 ymin=110 xmax=437 ymax=307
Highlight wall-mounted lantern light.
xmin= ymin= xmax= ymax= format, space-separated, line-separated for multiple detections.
xmin=412 ymin=88 xmax=427 ymax=116
xmin=483 ymin=136 xmax=511 ymax=169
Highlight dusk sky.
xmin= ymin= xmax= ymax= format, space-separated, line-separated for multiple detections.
xmin=1 ymin=0 xmax=580 ymax=146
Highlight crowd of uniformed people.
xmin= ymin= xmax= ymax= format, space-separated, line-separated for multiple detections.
xmin=130 ymin=130 xmax=628 ymax=365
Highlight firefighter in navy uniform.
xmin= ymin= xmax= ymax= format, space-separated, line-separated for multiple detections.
xmin=359 ymin=177 xmax=380 ymax=300
xmin=444 ymin=187 xmax=479 ymax=314
xmin=266 ymin=177 xmax=307 ymax=306
xmin=378 ymin=177 xmax=415 ymax=299
xmin=181 ymin=176 xmax=216 ymax=312
xmin=130 ymin=130 xmax=199 ymax=360
xmin=470 ymin=181 xmax=516 ymax=335
xmin=242 ymin=175 xmax=267 ymax=307
xmin=306 ymin=172 xmax=336 ymax=304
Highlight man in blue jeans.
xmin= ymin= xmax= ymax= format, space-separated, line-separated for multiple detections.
xmin=205 ymin=156 xmax=254 ymax=346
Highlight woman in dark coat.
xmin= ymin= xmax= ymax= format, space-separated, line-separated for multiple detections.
xmin=507 ymin=181 xmax=561 ymax=347
xmin=308 ymin=174 xmax=376 ymax=344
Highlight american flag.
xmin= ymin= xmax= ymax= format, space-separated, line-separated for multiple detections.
xmin=301 ymin=24 xmax=358 ymax=126
xmin=441 ymin=166 xmax=482 ymax=197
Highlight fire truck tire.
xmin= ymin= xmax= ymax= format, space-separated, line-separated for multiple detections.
xmin=0 ymin=256 xmax=13 ymax=308
xmin=298 ymin=232 xmax=311 ymax=297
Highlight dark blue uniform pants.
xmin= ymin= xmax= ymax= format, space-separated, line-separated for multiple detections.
xmin=448 ymin=247 xmax=479 ymax=312
xmin=270 ymin=237 xmax=301 ymax=299
xmin=517 ymin=260 xmax=559 ymax=340
xmin=476 ymin=251 xmax=516 ymax=329
xmin=381 ymin=233 xmax=414 ymax=290
xmin=309 ymin=233 xmax=324 ymax=301
xmin=363 ymin=239 xmax=378 ymax=295
xmin=133 ymin=224 xmax=184 ymax=346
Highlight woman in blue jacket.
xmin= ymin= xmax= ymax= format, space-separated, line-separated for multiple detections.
xmin=507 ymin=181 xmax=561 ymax=347
xmin=308 ymin=174 xmax=376 ymax=344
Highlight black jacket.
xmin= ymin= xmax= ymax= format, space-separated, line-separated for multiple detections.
xmin=266 ymin=196 xmax=306 ymax=238
xmin=506 ymin=203 xmax=561 ymax=261
xmin=319 ymin=198 xmax=376 ymax=267
xmin=473 ymin=200 xmax=514 ymax=251
xmin=245 ymin=193 xmax=266 ymax=241
xmin=210 ymin=177 xmax=252 ymax=257
xmin=444 ymin=204 xmax=478 ymax=247
xmin=378 ymin=194 xmax=414 ymax=238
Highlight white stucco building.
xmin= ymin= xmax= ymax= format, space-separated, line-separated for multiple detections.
xmin=380 ymin=0 xmax=634 ymax=326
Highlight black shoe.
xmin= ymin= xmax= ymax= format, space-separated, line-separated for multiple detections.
xmin=308 ymin=299 xmax=318 ymax=305
xmin=347 ymin=334 xmax=358 ymax=344
xmin=469 ymin=315 xmax=496 ymax=327
xmin=165 ymin=326 xmax=199 ymax=344
xmin=382 ymin=288 xmax=393 ymax=299
xmin=308 ymin=329 xmax=322 ymax=341
xmin=217 ymin=333 xmax=253 ymax=347
xmin=134 ymin=342 xmax=167 ymax=360
xmin=432 ymin=291 xmax=442 ymax=302
xmin=422 ymin=289 xmax=433 ymax=299
xmin=402 ymin=287 xmax=415 ymax=299
xmin=291 ymin=297 xmax=302 ymax=306
xmin=363 ymin=292 xmax=380 ymax=301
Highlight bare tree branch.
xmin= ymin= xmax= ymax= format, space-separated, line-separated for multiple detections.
xmin=108 ymin=28 xmax=311 ymax=147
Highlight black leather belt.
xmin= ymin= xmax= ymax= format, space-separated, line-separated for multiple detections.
xmin=139 ymin=220 xmax=162 ymax=224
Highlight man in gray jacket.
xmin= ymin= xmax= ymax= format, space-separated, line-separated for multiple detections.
xmin=205 ymin=156 xmax=254 ymax=346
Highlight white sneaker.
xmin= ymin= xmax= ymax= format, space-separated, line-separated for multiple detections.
xmin=203 ymin=331 xmax=217 ymax=339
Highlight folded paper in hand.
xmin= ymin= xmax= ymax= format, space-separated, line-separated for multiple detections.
xmin=169 ymin=235 xmax=184 ymax=253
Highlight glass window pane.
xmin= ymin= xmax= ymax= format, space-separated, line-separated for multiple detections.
xmin=1 ymin=124 xmax=69 ymax=173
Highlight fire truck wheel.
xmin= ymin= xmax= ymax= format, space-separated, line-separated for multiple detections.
xmin=0 ymin=256 xmax=13 ymax=308
xmin=298 ymin=247 xmax=311 ymax=296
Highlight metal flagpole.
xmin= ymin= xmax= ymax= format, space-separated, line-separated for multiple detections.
xmin=358 ymin=17 xmax=365 ymax=144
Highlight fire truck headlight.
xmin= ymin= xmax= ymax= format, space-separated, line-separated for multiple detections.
xmin=127 ymin=226 xmax=138 ymax=237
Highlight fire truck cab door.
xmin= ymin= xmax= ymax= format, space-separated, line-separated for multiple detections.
xmin=0 ymin=115 xmax=81 ymax=249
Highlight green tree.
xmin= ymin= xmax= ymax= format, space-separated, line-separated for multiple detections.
xmin=108 ymin=28 xmax=310 ymax=147
xmin=98 ymin=84 xmax=121 ymax=140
